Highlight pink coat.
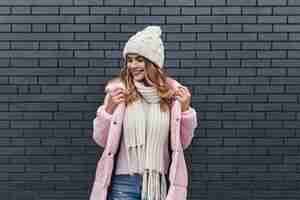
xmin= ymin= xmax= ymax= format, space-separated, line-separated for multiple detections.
xmin=89 ymin=77 xmax=198 ymax=200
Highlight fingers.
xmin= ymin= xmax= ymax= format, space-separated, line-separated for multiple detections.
xmin=108 ymin=88 xmax=127 ymax=105
xmin=113 ymin=93 xmax=125 ymax=102
xmin=175 ymin=86 xmax=190 ymax=98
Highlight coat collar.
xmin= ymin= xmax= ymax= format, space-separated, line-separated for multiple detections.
xmin=105 ymin=77 xmax=182 ymax=94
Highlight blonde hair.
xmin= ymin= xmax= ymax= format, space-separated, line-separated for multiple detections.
xmin=117 ymin=55 xmax=174 ymax=112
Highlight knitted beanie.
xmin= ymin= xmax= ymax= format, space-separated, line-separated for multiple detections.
xmin=123 ymin=26 xmax=165 ymax=68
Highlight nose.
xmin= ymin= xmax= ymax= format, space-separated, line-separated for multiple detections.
xmin=129 ymin=60 xmax=138 ymax=68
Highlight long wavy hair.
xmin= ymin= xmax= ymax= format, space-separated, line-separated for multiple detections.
xmin=118 ymin=54 xmax=175 ymax=112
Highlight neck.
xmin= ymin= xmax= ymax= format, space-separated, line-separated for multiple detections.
xmin=136 ymin=79 xmax=152 ymax=87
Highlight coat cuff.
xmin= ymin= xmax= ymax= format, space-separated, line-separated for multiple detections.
xmin=96 ymin=105 xmax=113 ymax=120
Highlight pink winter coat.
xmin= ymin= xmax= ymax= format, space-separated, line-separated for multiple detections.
xmin=89 ymin=77 xmax=198 ymax=200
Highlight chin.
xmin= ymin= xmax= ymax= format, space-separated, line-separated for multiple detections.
xmin=133 ymin=76 xmax=145 ymax=82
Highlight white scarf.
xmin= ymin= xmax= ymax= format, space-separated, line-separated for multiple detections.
xmin=123 ymin=80 xmax=170 ymax=200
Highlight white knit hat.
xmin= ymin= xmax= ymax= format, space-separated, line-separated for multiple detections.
xmin=123 ymin=26 xmax=165 ymax=68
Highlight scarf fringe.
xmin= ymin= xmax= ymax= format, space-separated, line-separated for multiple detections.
xmin=123 ymin=81 xmax=170 ymax=199
xmin=142 ymin=170 xmax=167 ymax=200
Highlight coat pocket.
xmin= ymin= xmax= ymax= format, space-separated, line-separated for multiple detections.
xmin=168 ymin=151 xmax=188 ymax=187
xmin=95 ymin=153 xmax=114 ymax=187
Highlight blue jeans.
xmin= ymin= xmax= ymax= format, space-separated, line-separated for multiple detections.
xmin=107 ymin=174 xmax=142 ymax=200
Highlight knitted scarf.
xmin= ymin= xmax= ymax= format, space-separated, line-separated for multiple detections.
xmin=123 ymin=80 xmax=170 ymax=200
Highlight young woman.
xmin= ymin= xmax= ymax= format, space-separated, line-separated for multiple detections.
xmin=89 ymin=26 xmax=198 ymax=200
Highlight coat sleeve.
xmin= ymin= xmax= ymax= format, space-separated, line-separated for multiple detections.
xmin=92 ymin=93 xmax=113 ymax=148
xmin=180 ymin=106 xmax=198 ymax=149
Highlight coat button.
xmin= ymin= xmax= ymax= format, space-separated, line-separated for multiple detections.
xmin=113 ymin=121 xmax=117 ymax=125
xmin=108 ymin=152 xmax=112 ymax=156
xmin=176 ymin=118 xmax=180 ymax=122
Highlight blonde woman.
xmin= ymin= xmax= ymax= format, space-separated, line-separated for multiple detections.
xmin=89 ymin=26 xmax=198 ymax=200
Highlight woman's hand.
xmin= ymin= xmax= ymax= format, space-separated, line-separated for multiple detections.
xmin=174 ymin=85 xmax=191 ymax=112
xmin=105 ymin=88 xmax=127 ymax=114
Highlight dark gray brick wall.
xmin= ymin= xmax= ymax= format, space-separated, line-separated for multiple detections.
xmin=1 ymin=1 xmax=300 ymax=200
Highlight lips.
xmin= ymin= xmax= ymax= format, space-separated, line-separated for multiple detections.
xmin=132 ymin=69 xmax=144 ymax=75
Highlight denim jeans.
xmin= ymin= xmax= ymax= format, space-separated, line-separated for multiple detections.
xmin=107 ymin=174 xmax=142 ymax=200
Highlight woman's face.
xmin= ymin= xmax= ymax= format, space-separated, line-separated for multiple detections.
xmin=127 ymin=54 xmax=146 ymax=82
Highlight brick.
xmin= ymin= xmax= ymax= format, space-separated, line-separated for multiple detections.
xmin=60 ymin=24 xmax=89 ymax=32
xmin=227 ymin=68 xmax=256 ymax=76
xmin=105 ymin=16 xmax=134 ymax=24
xmin=60 ymin=41 xmax=89 ymax=49
xmin=40 ymin=42 xmax=58 ymax=50
xmin=242 ymin=7 xmax=272 ymax=15
xmin=104 ymin=33 xmax=129 ymax=42
xmin=90 ymin=7 xmax=119 ymax=15
xmin=228 ymin=16 xmax=256 ymax=24
xmin=121 ymin=7 xmax=150 ymax=15
xmin=183 ymin=24 xmax=210 ymax=32
xmin=288 ymin=0 xmax=300 ymax=5
xmin=181 ymin=42 xmax=209 ymax=50
xmin=90 ymin=41 xmax=119 ymax=49
xmin=0 ymin=7 xmax=10 ymax=14
xmin=32 ymin=24 xmax=46 ymax=32
xmin=212 ymin=7 xmax=241 ymax=15
xmin=104 ymin=0 xmax=133 ymax=5
xmin=243 ymin=25 xmax=272 ymax=32
xmin=11 ymin=6 xmax=30 ymax=14
xmin=227 ymin=0 xmax=256 ymax=5
xmin=255 ymin=85 xmax=284 ymax=93
xmin=59 ymin=58 xmax=89 ymax=67
xmin=74 ymin=0 xmax=103 ymax=5
xmin=12 ymin=24 xmax=31 ymax=32
xmin=60 ymin=7 xmax=89 ymax=15
xmin=0 ymin=33 xmax=73 ymax=40
xmin=74 ymin=50 xmax=104 ymax=58
xmin=11 ymin=42 xmax=39 ymax=50
xmin=134 ymin=0 xmax=164 ymax=6
xmin=9 ymin=76 xmax=37 ymax=84
xmin=258 ymin=16 xmax=287 ymax=24
xmin=197 ymin=16 xmax=226 ymax=24
xmin=274 ymin=7 xmax=300 ymax=15
xmin=257 ymin=51 xmax=286 ymax=58
xmin=198 ymin=33 xmax=226 ymax=41
xmin=136 ymin=16 xmax=164 ymax=24
xmin=166 ymin=0 xmax=195 ymax=6
xmin=151 ymin=7 xmax=179 ymax=15
xmin=75 ymin=16 xmax=104 ymax=24
xmin=259 ymin=33 xmax=288 ymax=41
xmin=0 ymin=16 xmax=73 ymax=23
xmin=181 ymin=7 xmax=210 ymax=15
xmin=213 ymin=24 xmax=242 ymax=32
xmin=196 ymin=0 xmax=226 ymax=5
xmin=75 ymin=68 xmax=104 ymax=76
xmin=196 ymin=51 xmax=226 ymax=59
xmin=240 ymin=77 xmax=269 ymax=85
xmin=228 ymin=33 xmax=257 ymax=41
xmin=275 ymin=25 xmax=300 ymax=32
xmin=211 ymin=60 xmax=240 ymax=67
xmin=23 ymin=112 xmax=52 ymax=120
xmin=0 ymin=50 xmax=72 ymax=58
xmin=211 ymin=42 xmax=240 ymax=50
xmin=42 ymin=85 xmax=70 ymax=94
xmin=75 ymin=33 xmax=104 ymax=40
xmin=166 ymin=16 xmax=195 ymax=24
xmin=197 ymin=68 xmax=226 ymax=76
xmin=258 ymin=0 xmax=287 ymax=6
xmin=288 ymin=51 xmax=300 ymax=58
xmin=32 ymin=7 xmax=59 ymax=15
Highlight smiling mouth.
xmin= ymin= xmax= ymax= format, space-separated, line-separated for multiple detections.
xmin=132 ymin=69 xmax=144 ymax=75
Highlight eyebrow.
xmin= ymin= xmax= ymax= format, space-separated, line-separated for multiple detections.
xmin=127 ymin=56 xmax=143 ymax=60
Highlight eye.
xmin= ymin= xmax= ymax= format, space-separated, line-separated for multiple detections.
xmin=137 ymin=57 xmax=144 ymax=62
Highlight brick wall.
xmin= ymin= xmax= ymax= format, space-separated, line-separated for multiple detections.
xmin=1 ymin=0 xmax=300 ymax=199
